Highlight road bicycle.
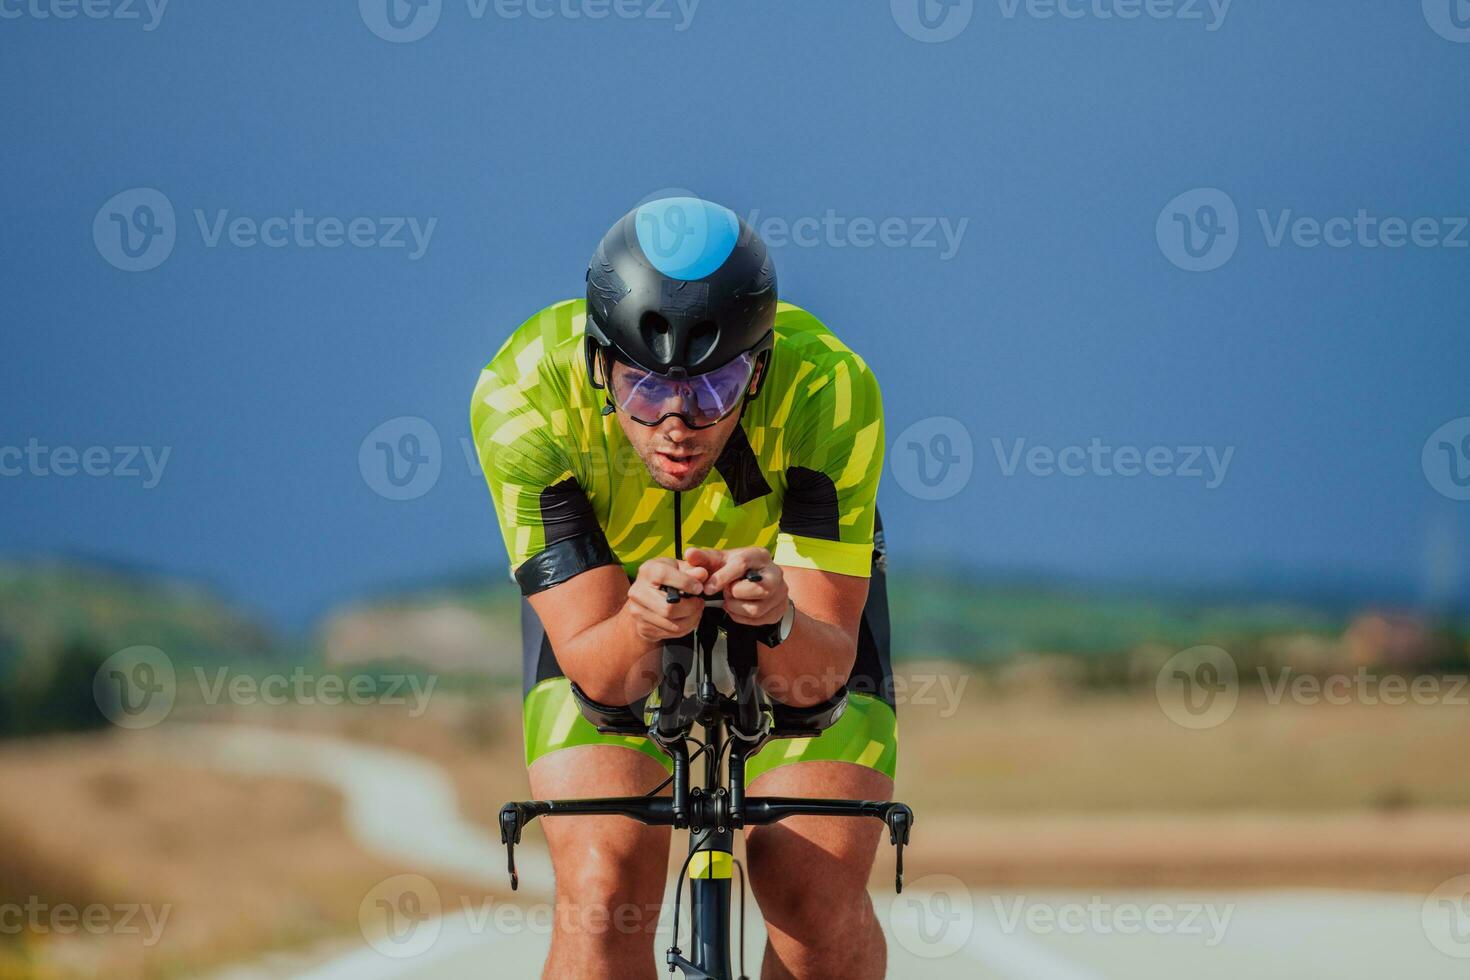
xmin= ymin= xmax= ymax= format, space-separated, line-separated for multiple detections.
xmin=498 ymin=581 xmax=915 ymax=979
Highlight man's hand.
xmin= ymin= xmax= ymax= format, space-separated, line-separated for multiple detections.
xmin=686 ymin=547 xmax=789 ymax=627
xmin=623 ymin=557 xmax=708 ymax=641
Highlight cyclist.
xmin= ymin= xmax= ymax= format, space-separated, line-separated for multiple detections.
xmin=471 ymin=197 xmax=895 ymax=979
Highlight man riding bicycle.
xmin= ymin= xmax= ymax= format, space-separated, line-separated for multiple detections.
xmin=471 ymin=197 xmax=896 ymax=979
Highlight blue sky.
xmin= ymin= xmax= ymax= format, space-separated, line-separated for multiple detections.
xmin=2 ymin=1 xmax=1468 ymax=626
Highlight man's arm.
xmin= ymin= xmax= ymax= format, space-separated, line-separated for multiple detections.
xmin=526 ymin=558 xmax=710 ymax=706
xmin=693 ymin=547 xmax=867 ymax=707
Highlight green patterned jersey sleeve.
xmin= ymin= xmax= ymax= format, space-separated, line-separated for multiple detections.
xmin=772 ymin=347 xmax=885 ymax=578
xmin=470 ymin=304 xmax=617 ymax=592
xmin=471 ymin=367 xmax=570 ymax=569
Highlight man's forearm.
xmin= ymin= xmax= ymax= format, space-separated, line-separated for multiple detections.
xmin=756 ymin=608 xmax=857 ymax=708
xmin=557 ymin=604 xmax=662 ymax=706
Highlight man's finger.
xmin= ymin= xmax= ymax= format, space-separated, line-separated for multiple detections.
xmin=646 ymin=563 xmax=707 ymax=596
xmin=683 ymin=548 xmax=726 ymax=571
xmin=724 ymin=578 xmax=772 ymax=602
xmin=705 ymin=548 xmax=770 ymax=594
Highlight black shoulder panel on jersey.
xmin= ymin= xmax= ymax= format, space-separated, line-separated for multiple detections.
xmin=514 ymin=477 xmax=618 ymax=595
xmin=779 ymin=466 xmax=840 ymax=541
xmin=713 ymin=423 xmax=772 ymax=505
xmin=539 ymin=477 xmax=602 ymax=545
xmin=514 ymin=531 xmax=619 ymax=596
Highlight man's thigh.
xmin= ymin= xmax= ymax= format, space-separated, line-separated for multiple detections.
xmin=744 ymin=761 xmax=893 ymax=897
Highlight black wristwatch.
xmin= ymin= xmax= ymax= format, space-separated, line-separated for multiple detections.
xmin=759 ymin=599 xmax=797 ymax=648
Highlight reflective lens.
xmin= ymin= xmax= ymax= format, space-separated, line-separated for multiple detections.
xmin=609 ymin=353 xmax=756 ymax=428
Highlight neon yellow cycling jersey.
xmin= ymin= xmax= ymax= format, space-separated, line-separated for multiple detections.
xmin=471 ymin=299 xmax=884 ymax=587
xmin=471 ymin=298 xmax=897 ymax=781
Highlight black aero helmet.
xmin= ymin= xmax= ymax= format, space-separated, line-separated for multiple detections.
xmin=585 ymin=197 xmax=778 ymax=383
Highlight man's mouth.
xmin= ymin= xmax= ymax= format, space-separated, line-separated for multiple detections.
xmin=656 ymin=449 xmax=703 ymax=475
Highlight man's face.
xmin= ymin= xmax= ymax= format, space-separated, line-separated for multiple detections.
xmin=608 ymin=357 xmax=755 ymax=492
xmin=615 ymin=398 xmax=742 ymax=492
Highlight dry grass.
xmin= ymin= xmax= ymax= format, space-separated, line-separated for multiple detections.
xmin=0 ymin=733 xmax=489 ymax=980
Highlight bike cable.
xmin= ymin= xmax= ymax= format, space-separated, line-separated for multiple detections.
xmin=644 ymin=737 xmax=711 ymax=798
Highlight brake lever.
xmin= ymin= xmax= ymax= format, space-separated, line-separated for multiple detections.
xmin=885 ymin=804 xmax=914 ymax=894
xmin=499 ymin=803 xmax=526 ymax=891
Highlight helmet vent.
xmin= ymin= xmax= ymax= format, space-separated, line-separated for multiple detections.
xmin=639 ymin=311 xmax=673 ymax=364
xmin=687 ymin=320 xmax=719 ymax=365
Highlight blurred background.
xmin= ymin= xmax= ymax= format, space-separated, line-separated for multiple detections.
xmin=3 ymin=2 xmax=1470 ymax=977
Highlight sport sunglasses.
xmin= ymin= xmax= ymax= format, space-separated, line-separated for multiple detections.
xmin=597 ymin=350 xmax=761 ymax=429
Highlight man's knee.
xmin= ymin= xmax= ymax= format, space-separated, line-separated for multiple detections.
xmin=745 ymin=822 xmax=876 ymax=933
xmin=554 ymin=858 xmax=663 ymax=941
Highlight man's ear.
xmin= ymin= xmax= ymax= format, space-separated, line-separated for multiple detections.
xmin=747 ymin=352 xmax=769 ymax=397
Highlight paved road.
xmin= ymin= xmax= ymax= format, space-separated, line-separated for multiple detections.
xmin=174 ymin=726 xmax=1469 ymax=979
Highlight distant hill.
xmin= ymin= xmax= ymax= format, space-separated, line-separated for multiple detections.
xmin=0 ymin=560 xmax=281 ymax=671
xmin=316 ymin=581 xmax=522 ymax=681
